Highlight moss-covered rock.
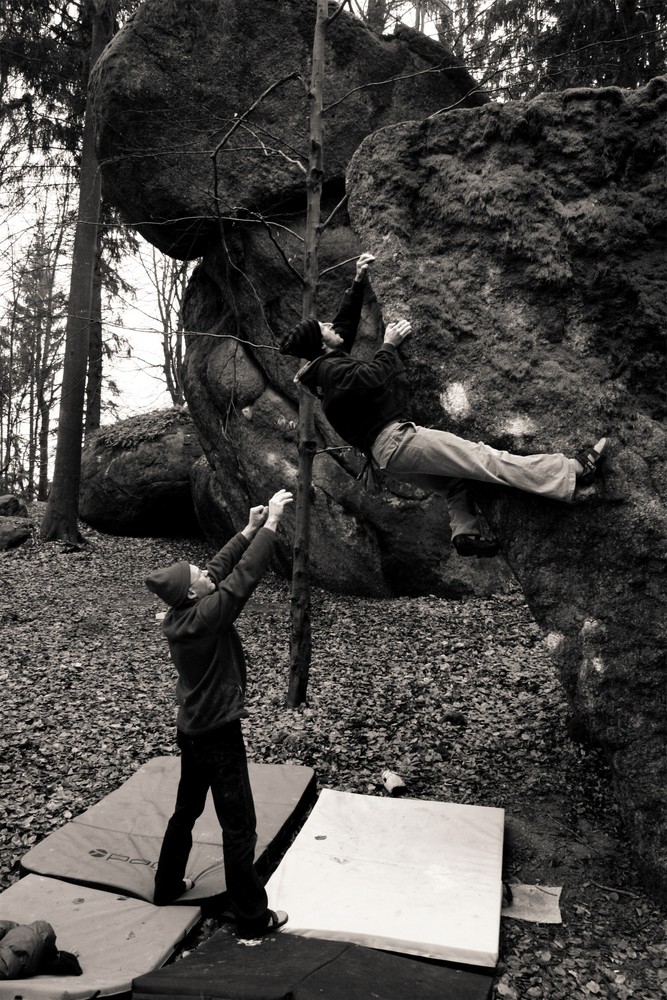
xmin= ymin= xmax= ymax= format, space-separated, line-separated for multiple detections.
xmin=79 ymin=410 xmax=204 ymax=537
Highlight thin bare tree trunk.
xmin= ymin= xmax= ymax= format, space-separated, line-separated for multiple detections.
xmin=37 ymin=404 xmax=50 ymax=501
xmin=287 ymin=0 xmax=328 ymax=707
xmin=365 ymin=0 xmax=387 ymax=32
xmin=41 ymin=0 xmax=116 ymax=541
xmin=1 ymin=281 xmax=19 ymax=490
xmin=27 ymin=319 xmax=37 ymax=498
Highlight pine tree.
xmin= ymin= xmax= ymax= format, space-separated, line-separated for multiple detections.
xmin=0 ymin=199 xmax=68 ymax=497
xmin=41 ymin=0 xmax=118 ymax=542
xmin=434 ymin=0 xmax=666 ymax=99
xmin=1 ymin=0 xmax=141 ymax=523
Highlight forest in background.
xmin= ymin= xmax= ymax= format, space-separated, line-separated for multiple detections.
xmin=1 ymin=8 xmax=665 ymax=994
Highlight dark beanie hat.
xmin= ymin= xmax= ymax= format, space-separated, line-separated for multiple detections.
xmin=279 ymin=319 xmax=323 ymax=360
xmin=145 ymin=560 xmax=192 ymax=607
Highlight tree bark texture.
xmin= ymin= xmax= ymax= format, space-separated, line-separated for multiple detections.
xmin=287 ymin=0 xmax=328 ymax=706
xmin=41 ymin=0 xmax=116 ymax=541
xmin=85 ymin=250 xmax=103 ymax=436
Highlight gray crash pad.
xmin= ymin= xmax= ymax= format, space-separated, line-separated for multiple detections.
xmin=0 ymin=874 xmax=199 ymax=999
xmin=21 ymin=759 xmax=316 ymax=903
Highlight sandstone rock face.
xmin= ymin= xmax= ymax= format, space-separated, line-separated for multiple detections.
xmin=90 ymin=0 xmax=666 ymax=896
xmin=0 ymin=497 xmax=32 ymax=550
xmin=0 ymin=518 xmax=33 ymax=552
xmin=346 ymin=78 xmax=667 ymax=900
xmin=79 ymin=410 xmax=204 ymax=537
xmin=91 ymin=0 xmax=509 ymax=598
xmin=91 ymin=0 xmax=486 ymax=259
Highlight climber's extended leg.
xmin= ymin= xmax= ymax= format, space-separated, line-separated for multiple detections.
xmin=373 ymin=421 xmax=581 ymax=503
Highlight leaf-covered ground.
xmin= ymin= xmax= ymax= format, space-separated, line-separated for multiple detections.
xmin=1 ymin=504 xmax=665 ymax=999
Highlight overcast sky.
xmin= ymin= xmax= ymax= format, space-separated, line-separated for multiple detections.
xmin=102 ymin=255 xmax=174 ymax=421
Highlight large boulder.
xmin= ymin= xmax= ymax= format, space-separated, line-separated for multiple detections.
xmin=0 ymin=495 xmax=28 ymax=518
xmin=0 ymin=496 xmax=32 ymax=551
xmin=90 ymin=0 xmax=487 ymax=259
xmin=345 ymin=78 xmax=667 ymax=900
xmin=0 ymin=518 xmax=33 ymax=552
xmin=79 ymin=410 xmax=204 ymax=537
xmin=91 ymin=0 xmax=508 ymax=597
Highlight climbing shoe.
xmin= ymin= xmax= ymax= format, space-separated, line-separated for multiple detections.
xmin=453 ymin=535 xmax=500 ymax=558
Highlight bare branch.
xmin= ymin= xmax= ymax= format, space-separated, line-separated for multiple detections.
xmin=427 ymin=82 xmax=494 ymax=118
xmin=319 ymin=253 xmax=363 ymax=278
xmin=181 ymin=330 xmax=284 ymax=351
xmin=319 ymin=193 xmax=348 ymax=233
xmin=327 ymin=0 xmax=353 ymax=26
xmin=211 ymin=72 xmax=305 ymax=160
xmin=323 ymin=59 xmax=458 ymax=113
xmin=242 ymin=209 xmax=306 ymax=284
xmin=234 ymin=122 xmax=307 ymax=174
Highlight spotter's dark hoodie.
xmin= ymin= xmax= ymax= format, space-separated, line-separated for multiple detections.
xmin=145 ymin=529 xmax=277 ymax=735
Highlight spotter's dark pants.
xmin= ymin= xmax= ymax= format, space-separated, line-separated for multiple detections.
xmin=154 ymin=720 xmax=268 ymax=937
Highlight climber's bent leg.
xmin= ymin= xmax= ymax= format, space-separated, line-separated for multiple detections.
xmin=383 ymin=470 xmax=481 ymax=538
xmin=372 ymin=427 xmax=498 ymax=554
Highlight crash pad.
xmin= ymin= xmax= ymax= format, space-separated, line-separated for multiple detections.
xmin=132 ymin=924 xmax=493 ymax=1000
xmin=22 ymin=759 xmax=316 ymax=903
xmin=266 ymin=789 xmax=504 ymax=967
xmin=0 ymin=874 xmax=199 ymax=999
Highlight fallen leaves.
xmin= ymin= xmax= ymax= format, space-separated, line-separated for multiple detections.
xmin=0 ymin=503 xmax=665 ymax=999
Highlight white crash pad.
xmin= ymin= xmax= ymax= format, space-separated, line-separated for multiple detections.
xmin=21 ymin=758 xmax=315 ymax=903
xmin=0 ymin=875 xmax=199 ymax=999
xmin=266 ymin=789 xmax=504 ymax=967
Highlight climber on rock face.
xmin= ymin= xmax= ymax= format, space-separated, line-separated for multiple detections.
xmin=279 ymin=253 xmax=607 ymax=559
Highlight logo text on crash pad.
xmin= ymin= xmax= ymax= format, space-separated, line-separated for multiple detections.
xmin=89 ymin=848 xmax=157 ymax=868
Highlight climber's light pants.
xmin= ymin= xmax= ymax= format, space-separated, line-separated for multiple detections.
xmin=371 ymin=421 xmax=577 ymax=540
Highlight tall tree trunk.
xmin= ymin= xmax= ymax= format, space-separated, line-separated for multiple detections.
xmin=27 ymin=321 xmax=38 ymax=499
xmin=164 ymin=316 xmax=185 ymax=407
xmin=85 ymin=250 xmax=103 ymax=435
xmin=157 ymin=256 xmax=188 ymax=407
xmin=41 ymin=0 xmax=116 ymax=541
xmin=287 ymin=0 xmax=328 ymax=707
xmin=365 ymin=0 xmax=387 ymax=32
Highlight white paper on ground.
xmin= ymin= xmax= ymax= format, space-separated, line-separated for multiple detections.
xmin=266 ymin=788 xmax=504 ymax=968
xmin=502 ymin=884 xmax=562 ymax=923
